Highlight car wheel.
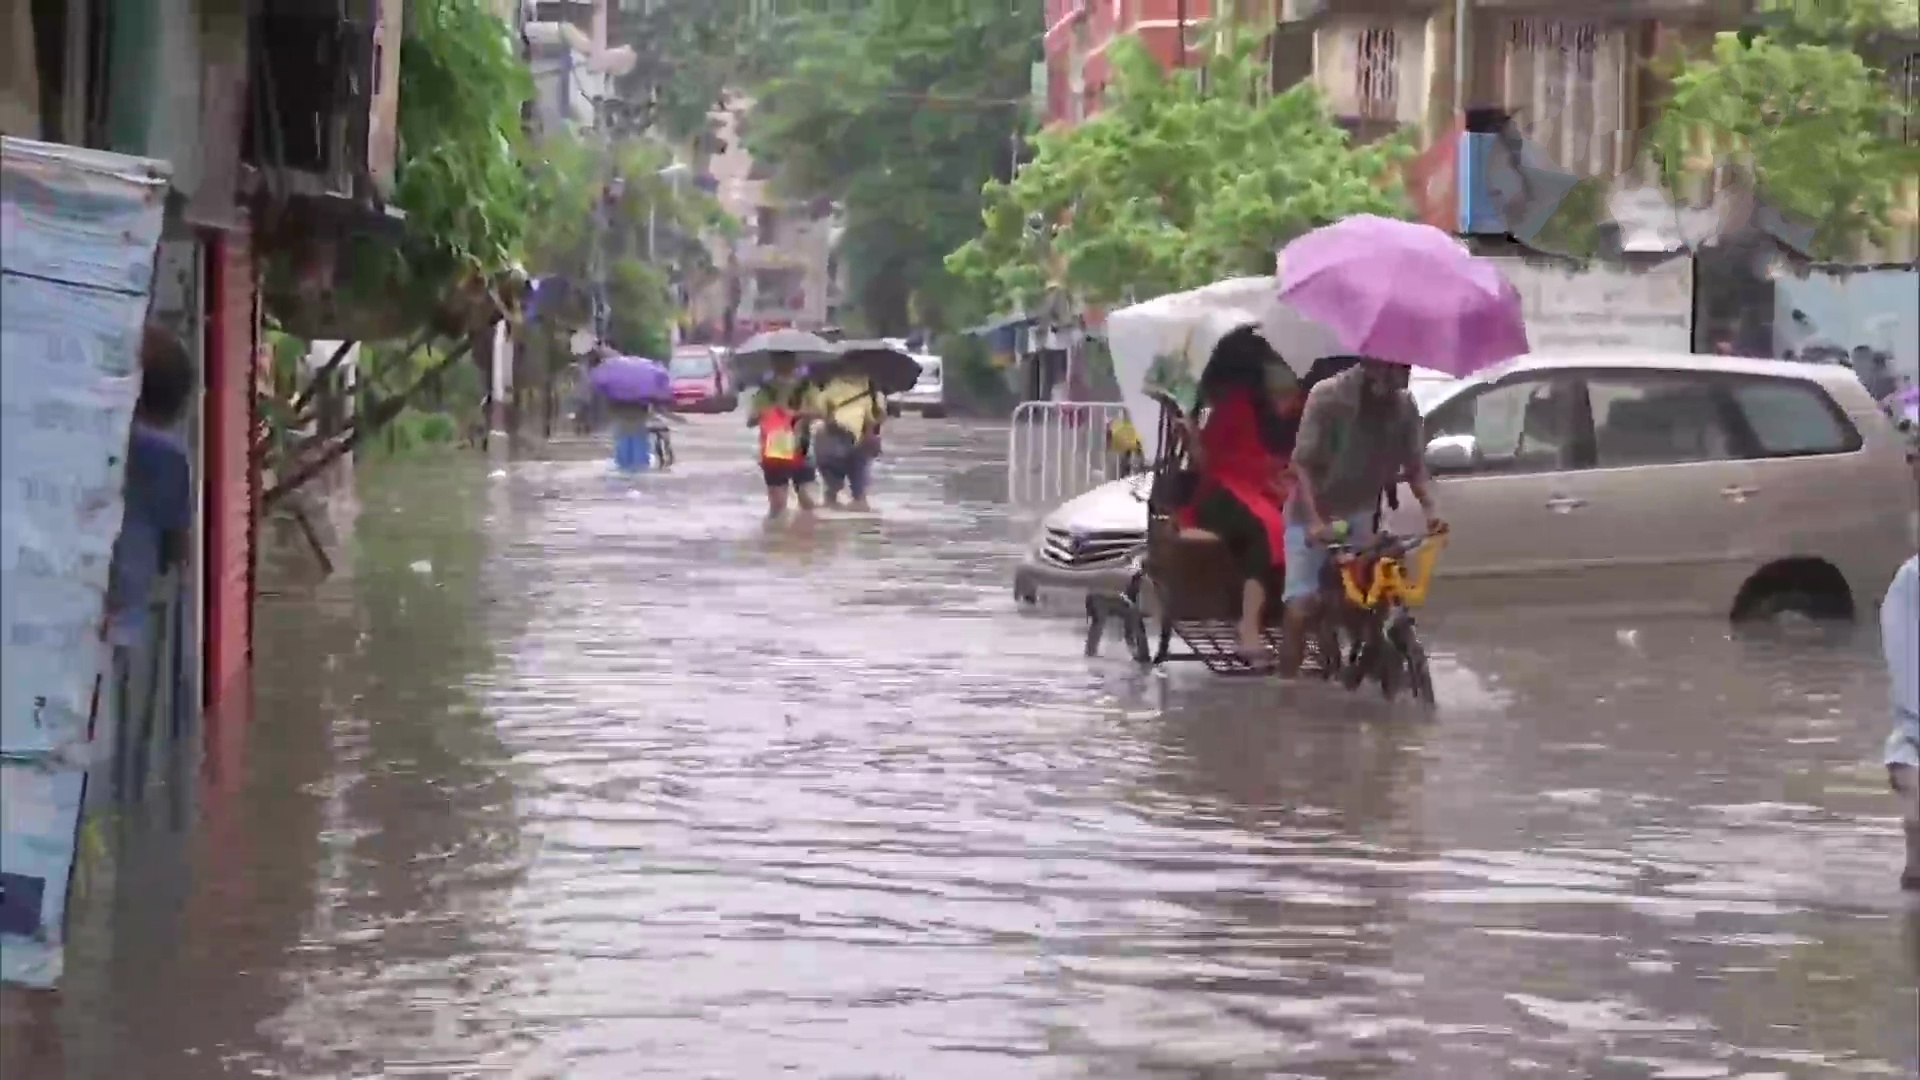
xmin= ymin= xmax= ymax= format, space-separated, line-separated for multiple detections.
xmin=1737 ymin=589 xmax=1841 ymax=635
xmin=1015 ymin=579 xmax=1038 ymax=605
xmin=1732 ymin=560 xmax=1852 ymax=629
xmin=886 ymin=402 xmax=903 ymax=418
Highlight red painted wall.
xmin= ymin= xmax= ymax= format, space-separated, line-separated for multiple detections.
xmin=203 ymin=234 xmax=256 ymax=719
xmin=1043 ymin=0 xmax=1215 ymax=127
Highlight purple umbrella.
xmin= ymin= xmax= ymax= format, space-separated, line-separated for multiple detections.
xmin=1277 ymin=215 xmax=1530 ymax=377
xmin=589 ymin=355 xmax=672 ymax=404
xmin=1890 ymin=384 xmax=1919 ymax=425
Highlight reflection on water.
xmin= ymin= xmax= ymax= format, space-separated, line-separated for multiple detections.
xmin=51 ymin=419 xmax=1920 ymax=1077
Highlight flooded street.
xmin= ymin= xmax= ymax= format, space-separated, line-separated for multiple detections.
xmin=70 ymin=418 xmax=1920 ymax=1078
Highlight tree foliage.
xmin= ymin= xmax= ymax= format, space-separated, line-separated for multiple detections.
xmin=741 ymin=0 xmax=1040 ymax=333
xmin=395 ymin=0 xmax=535 ymax=279
xmin=946 ymin=31 xmax=1414 ymax=314
xmin=607 ymin=0 xmax=783 ymax=141
xmin=1646 ymin=0 xmax=1918 ymax=259
xmin=520 ymin=132 xmax=735 ymax=358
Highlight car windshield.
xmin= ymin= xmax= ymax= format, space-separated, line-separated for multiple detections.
xmin=917 ymin=359 xmax=941 ymax=382
xmin=670 ymin=353 xmax=714 ymax=378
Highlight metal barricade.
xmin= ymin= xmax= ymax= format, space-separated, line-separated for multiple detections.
xmin=1007 ymin=401 xmax=1133 ymax=506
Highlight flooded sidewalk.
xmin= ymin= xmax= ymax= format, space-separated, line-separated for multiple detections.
xmin=43 ymin=418 xmax=1920 ymax=1078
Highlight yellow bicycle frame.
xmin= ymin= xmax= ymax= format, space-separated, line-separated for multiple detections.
xmin=1338 ymin=533 xmax=1447 ymax=610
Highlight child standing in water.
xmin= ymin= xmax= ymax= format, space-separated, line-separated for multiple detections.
xmin=748 ymin=352 xmax=819 ymax=517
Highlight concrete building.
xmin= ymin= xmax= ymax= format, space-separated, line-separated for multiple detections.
xmin=520 ymin=0 xmax=641 ymax=135
xmin=688 ymin=95 xmax=837 ymax=343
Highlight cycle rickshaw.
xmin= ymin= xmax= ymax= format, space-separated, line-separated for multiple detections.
xmin=1081 ymin=277 xmax=1451 ymax=702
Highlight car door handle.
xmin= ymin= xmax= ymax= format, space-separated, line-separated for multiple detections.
xmin=1720 ymin=485 xmax=1759 ymax=501
xmin=1545 ymin=495 xmax=1586 ymax=512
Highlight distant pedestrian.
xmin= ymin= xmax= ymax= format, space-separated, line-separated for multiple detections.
xmin=1882 ymin=554 xmax=1919 ymax=891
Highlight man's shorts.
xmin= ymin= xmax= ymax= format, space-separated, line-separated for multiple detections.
xmin=1282 ymin=510 xmax=1375 ymax=603
xmin=761 ymin=461 xmax=817 ymax=489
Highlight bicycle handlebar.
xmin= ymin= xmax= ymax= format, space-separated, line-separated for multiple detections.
xmin=1324 ymin=524 xmax=1448 ymax=558
xmin=1328 ymin=527 xmax=1448 ymax=609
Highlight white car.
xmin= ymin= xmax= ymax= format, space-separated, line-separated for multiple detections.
xmin=888 ymin=354 xmax=946 ymax=418
xmin=1019 ymin=354 xmax=1916 ymax=623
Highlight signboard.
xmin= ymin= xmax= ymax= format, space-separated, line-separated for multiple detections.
xmin=1 ymin=136 xmax=169 ymax=987
xmin=1489 ymin=257 xmax=1693 ymax=353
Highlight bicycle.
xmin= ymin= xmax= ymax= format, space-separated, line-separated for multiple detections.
xmin=1325 ymin=526 xmax=1447 ymax=705
xmin=649 ymin=423 xmax=675 ymax=468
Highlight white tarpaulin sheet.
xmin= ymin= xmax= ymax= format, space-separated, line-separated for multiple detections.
xmin=1105 ymin=277 xmax=1345 ymax=464
xmin=1 ymin=135 xmax=168 ymax=987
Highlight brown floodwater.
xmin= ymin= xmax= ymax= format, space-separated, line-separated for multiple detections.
xmin=30 ymin=417 xmax=1920 ymax=1078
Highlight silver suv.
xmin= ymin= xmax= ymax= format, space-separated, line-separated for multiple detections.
xmin=1019 ymin=353 xmax=1917 ymax=622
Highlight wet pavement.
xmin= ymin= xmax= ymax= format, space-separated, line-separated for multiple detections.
xmin=52 ymin=418 xmax=1920 ymax=1077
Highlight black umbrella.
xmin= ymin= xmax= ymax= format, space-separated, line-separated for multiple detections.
xmin=826 ymin=339 xmax=922 ymax=396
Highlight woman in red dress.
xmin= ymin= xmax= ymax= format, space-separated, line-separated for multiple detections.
xmin=1175 ymin=327 xmax=1305 ymax=659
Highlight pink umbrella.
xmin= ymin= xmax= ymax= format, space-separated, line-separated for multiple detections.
xmin=1277 ymin=215 xmax=1530 ymax=377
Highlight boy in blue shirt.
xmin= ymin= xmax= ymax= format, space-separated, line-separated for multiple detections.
xmin=105 ymin=327 xmax=193 ymax=649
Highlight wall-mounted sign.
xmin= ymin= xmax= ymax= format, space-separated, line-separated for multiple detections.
xmin=1 ymin=136 xmax=169 ymax=988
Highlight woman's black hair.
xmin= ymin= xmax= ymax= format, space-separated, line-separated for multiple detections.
xmin=137 ymin=326 xmax=194 ymax=423
xmin=1197 ymin=326 xmax=1298 ymax=454
xmin=1197 ymin=326 xmax=1275 ymax=403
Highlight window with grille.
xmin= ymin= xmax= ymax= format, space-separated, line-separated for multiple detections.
xmin=1355 ymin=26 xmax=1399 ymax=119
xmin=1500 ymin=19 xmax=1628 ymax=178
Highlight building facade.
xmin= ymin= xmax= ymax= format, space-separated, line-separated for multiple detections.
xmin=688 ymin=95 xmax=837 ymax=343
xmin=1 ymin=0 xmax=401 ymax=1021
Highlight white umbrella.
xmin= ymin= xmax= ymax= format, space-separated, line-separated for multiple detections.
xmin=1105 ymin=276 xmax=1346 ymax=463
xmin=732 ymin=328 xmax=835 ymax=385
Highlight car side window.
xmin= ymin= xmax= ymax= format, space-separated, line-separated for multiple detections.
xmin=1727 ymin=378 xmax=1861 ymax=457
xmin=1426 ymin=377 xmax=1574 ymax=474
xmin=1584 ymin=375 xmax=1736 ymax=468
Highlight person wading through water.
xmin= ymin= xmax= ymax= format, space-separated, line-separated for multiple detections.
xmin=747 ymin=352 xmax=820 ymax=518
xmin=809 ymin=365 xmax=885 ymax=511
xmin=1278 ymin=357 xmax=1444 ymax=678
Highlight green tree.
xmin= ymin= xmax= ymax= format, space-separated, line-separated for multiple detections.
xmin=520 ymin=132 xmax=735 ymax=357
xmin=1647 ymin=0 xmax=1918 ymax=260
xmin=741 ymin=0 xmax=1040 ymax=334
xmin=607 ymin=0 xmax=783 ymax=141
xmin=946 ymin=30 xmax=1413 ymax=315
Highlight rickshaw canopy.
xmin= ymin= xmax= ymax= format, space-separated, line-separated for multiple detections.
xmin=1106 ymin=276 xmax=1345 ymax=465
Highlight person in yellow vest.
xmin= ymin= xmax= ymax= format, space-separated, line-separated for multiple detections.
xmin=1106 ymin=416 xmax=1145 ymax=475
xmin=747 ymin=352 xmax=819 ymax=518
xmin=809 ymin=367 xmax=886 ymax=511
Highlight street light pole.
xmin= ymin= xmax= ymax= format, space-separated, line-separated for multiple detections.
xmin=649 ymin=162 xmax=691 ymax=346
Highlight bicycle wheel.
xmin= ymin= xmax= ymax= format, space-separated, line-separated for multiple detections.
xmin=1339 ymin=627 xmax=1373 ymax=692
xmin=1404 ymin=634 xmax=1435 ymax=705
xmin=1386 ymin=613 xmax=1434 ymax=706
xmin=1375 ymin=639 xmax=1399 ymax=699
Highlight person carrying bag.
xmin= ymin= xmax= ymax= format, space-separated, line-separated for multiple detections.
xmin=810 ymin=371 xmax=885 ymax=511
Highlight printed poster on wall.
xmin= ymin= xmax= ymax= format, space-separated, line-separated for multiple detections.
xmin=0 ymin=136 xmax=168 ymax=987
